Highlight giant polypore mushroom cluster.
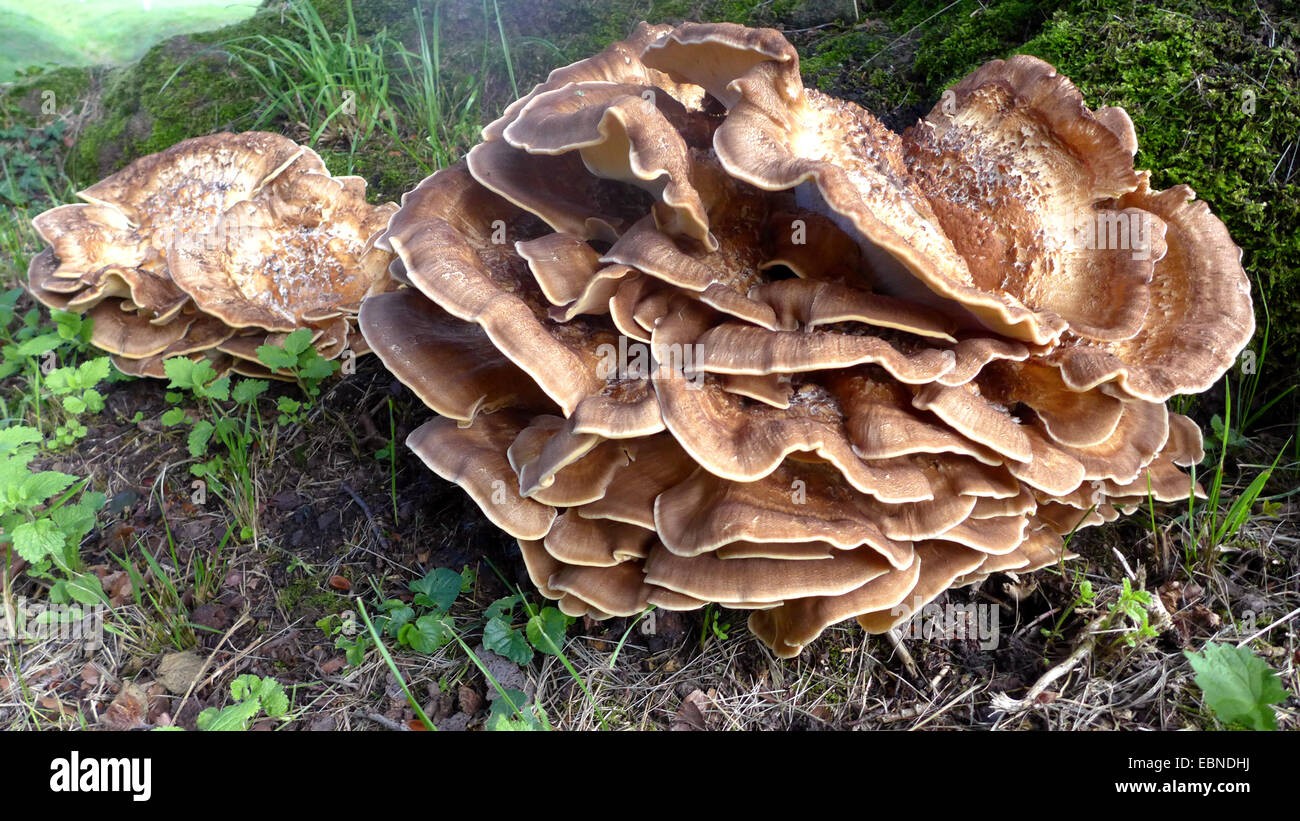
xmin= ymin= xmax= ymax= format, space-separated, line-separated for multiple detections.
xmin=359 ymin=22 xmax=1251 ymax=657
xmin=28 ymin=132 xmax=396 ymax=378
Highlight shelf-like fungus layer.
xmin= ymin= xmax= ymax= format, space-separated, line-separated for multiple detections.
xmin=28 ymin=132 xmax=397 ymax=379
xmin=360 ymin=23 xmax=1251 ymax=658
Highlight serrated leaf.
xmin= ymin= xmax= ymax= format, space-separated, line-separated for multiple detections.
xmin=15 ymin=332 xmax=61 ymax=358
xmin=163 ymin=357 xmax=197 ymax=388
xmin=0 ymin=425 xmax=41 ymax=456
xmin=19 ymin=470 xmax=77 ymax=505
xmin=298 ymin=356 xmax=337 ymax=381
xmin=484 ymin=617 xmax=533 ymax=666
xmin=75 ymin=357 xmax=110 ymax=386
xmin=61 ymin=395 xmax=86 ymax=414
xmin=202 ymin=377 xmax=230 ymax=402
xmin=282 ymin=328 xmax=313 ymax=357
xmin=12 ymin=517 xmax=62 ymax=563
xmin=230 ymin=674 xmax=260 ymax=701
xmin=1185 ymin=642 xmax=1288 ymax=730
xmin=188 ymin=420 xmax=215 ymax=458
xmin=231 ymin=379 xmax=269 ymax=404
xmin=256 ymin=344 xmax=296 ymax=371
xmin=258 ymin=679 xmax=289 ymax=718
xmin=51 ymin=500 xmax=97 ymax=542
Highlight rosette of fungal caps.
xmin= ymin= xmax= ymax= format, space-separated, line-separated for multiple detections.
xmin=360 ymin=23 xmax=1253 ymax=658
xmin=29 ymin=132 xmax=396 ymax=379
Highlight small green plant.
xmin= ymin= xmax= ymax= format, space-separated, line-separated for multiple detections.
xmin=1203 ymin=413 xmax=1248 ymax=454
xmin=372 ymin=566 xmax=466 ymax=654
xmin=255 ymin=328 xmax=338 ymax=402
xmin=701 ymin=603 xmax=732 ymax=645
xmin=1102 ymin=578 xmax=1158 ymax=648
xmin=1042 ymin=574 xmax=1096 ymax=642
xmin=1185 ymin=642 xmax=1288 ymax=730
xmin=0 ymin=424 xmax=106 ymax=605
xmin=159 ymin=356 xmax=268 ymax=541
xmin=41 ymin=355 xmax=110 ymax=446
xmin=196 ymin=675 xmax=290 ymax=731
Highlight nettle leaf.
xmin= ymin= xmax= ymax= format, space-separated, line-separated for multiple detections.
xmin=188 ymin=420 xmax=215 ymax=458
xmin=409 ymin=567 xmax=462 ymax=611
xmin=1186 ymin=643 xmax=1288 ymax=730
xmin=15 ymin=331 xmax=61 ymax=358
xmin=231 ymin=379 xmax=269 ymax=405
xmin=18 ymin=470 xmax=78 ymax=505
xmin=526 ymin=607 xmax=572 ymax=656
xmin=256 ymin=344 xmax=297 ymax=371
xmin=0 ymin=425 xmax=41 ymax=456
xmin=51 ymin=498 xmax=99 ymax=542
xmin=52 ymin=310 xmax=84 ymax=340
xmin=484 ymin=616 xmax=533 ymax=666
xmin=12 ymin=517 xmax=63 ymax=563
xmin=230 ymin=674 xmax=262 ymax=701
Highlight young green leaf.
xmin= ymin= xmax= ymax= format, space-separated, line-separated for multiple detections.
xmin=256 ymin=344 xmax=297 ymax=371
xmin=282 ymin=328 xmax=313 ymax=357
xmin=231 ymin=378 xmax=269 ymax=405
xmin=1185 ymin=642 xmax=1288 ymax=730
xmin=526 ymin=607 xmax=572 ymax=656
xmin=409 ymin=567 xmax=462 ymax=611
xmin=11 ymin=517 xmax=63 ymax=563
xmin=484 ymin=617 xmax=533 ymax=666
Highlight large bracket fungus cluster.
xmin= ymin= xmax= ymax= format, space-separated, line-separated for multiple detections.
xmin=363 ymin=22 xmax=1246 ymax=658
xmin=28 ymin=132 xmax=396 ymax=379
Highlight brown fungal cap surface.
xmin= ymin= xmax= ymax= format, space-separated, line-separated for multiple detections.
xmin=28 ymin=132 xmax=396 ymax=376
xmin=359 ymin=23 xmax=1253 ymax=659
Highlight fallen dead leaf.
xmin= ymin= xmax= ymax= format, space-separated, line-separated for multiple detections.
xmin=101 ymin=682 xmax=149 ymax=730
xmin=319 ymin=656 xmax=346 ymax=675
xmin=458 ymin=685 xmax=483 ymax=715
xmin=670 ymin=689 xmax=711 ymax=731
xmin=157 ymin=651 xmax=204 ymax=695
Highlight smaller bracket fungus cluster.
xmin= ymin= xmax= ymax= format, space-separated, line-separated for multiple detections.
xmin=28 ymin=132 xmax=396 ymax=378
xmin=361 ymin=22 xmax=1253 ymax=658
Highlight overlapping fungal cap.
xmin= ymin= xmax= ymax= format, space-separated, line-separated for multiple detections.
xmin=28 ymin=132 xmax=397 ymax=378
xmin=361 ymin=23 xmax=1252 ymax=658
